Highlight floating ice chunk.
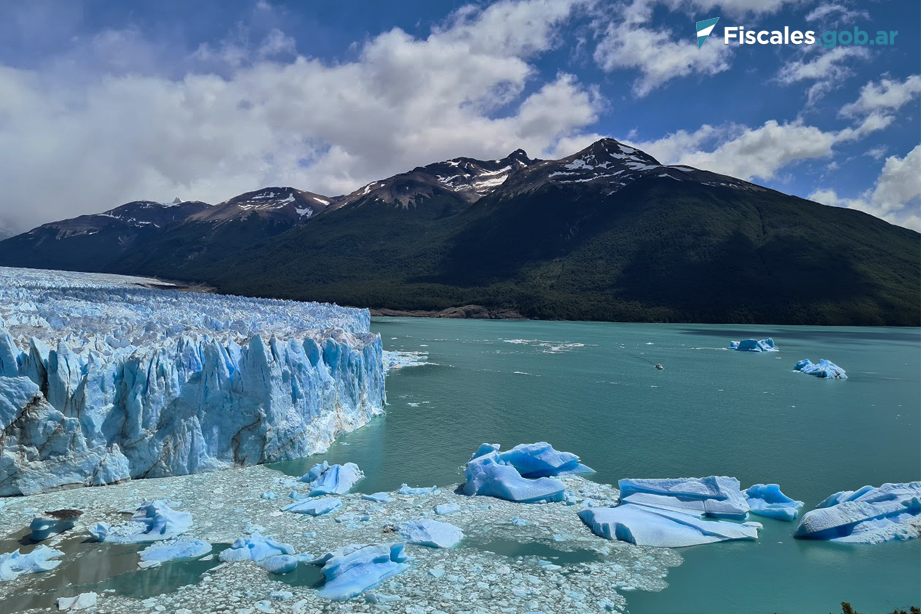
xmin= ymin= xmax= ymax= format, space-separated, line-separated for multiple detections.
xmin=434 ymin=503 xmax=461 ymax=516
xmin=219 ymin=533 xmax=295 ymax=562
xmin=0 ymin=545 xmax=63 ymax=581
xmin=261 ymin=492 xmax=278 ymax=500
xmin=362 ymin=493 xmax=392 ymax=503
xmin=463 ymin=452 xmax=565 ymax=503
xmin=618 ymin=477 xmax=750 ymax=520
xmin=397 ymin=484 xmax=438 ymax=495
xmin=56 ymin=592 xmax=97 ymax=611
xmin=87 ymin=522 xmax=110 ymax=542
xmin=730 ymin=338 xmax=778 ymax=352
xmin=299 ymin=462 xmax=364 ymax=495
xmin=793 ymin=359 xmax=847 ymax=379
xmin=745 ymin=484 xmax=803 ymax=521
xmin=260 ymin=554 xmax=299 ymax=575
xmin=29 ymin=510 xmax=81 ymax=541
xmin=139 ymin=538 xmax=212 ymax=565
xmin=497 ymin=442 xmax=594 ymax=477
xmin=310 ymin=543 xmax=410 ymax=601
xmin=107 ymin=501 xmax=192 ymax=544
xmin=795 ymin=482 xmax=921 ymax=544
xmin=578 ymin=506 xmax=759 ymax=548
xmin=284 ymin=497 xmax=342 ymax=516
xmin=397 ymin=519 xmax=464 ymax=548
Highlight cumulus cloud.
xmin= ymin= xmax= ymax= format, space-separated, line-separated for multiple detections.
xmin=776 ymin=47 xmax=870 ymax=106
xmin=593 ymin=0 xmax=731 ymax=97
xmin=839 ymin=74 xmax=921 ymax=118
xmin=809 ymin=146 xmax=921 ymax=231
xmin=0 ymin=0 xmax=602 ymax=234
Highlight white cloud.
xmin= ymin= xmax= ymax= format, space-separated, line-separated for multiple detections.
xmin=809 ymin=146 xmax=921 ymax=231
xmin=805 ymin=4 xmax=869 ymax=24
xmin=776 ymin=46 xmax=870 ymax=106
xmin=0 ymin=0 xmax=602 ymax=234
xmin=839 ymin=74 xmax=921 ymax=118
xmin=593 ymin=0 xmax=731 ymax=97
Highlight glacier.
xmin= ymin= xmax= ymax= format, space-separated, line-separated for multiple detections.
xmin=794 ymin=482 xmax=921 ymax=543
xmin=0 ymin=266 xmax=385 ymax=496
xmin=793 ymin=359 xmax=847 ymax=379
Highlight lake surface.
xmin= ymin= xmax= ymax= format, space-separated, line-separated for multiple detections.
xmin=275 ymin=318 xmax=921 ymax=614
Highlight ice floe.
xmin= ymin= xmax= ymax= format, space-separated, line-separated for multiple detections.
xmin=795 ymin=482 xmax=921 ymax=544
xmin=219 ymin=533 xmax=296 ymax=562
xmin=579 ymin=505 xmax=760 ymax=548
xmin=397 ymin=519 xmax=464 ymax=548
xmin=745 ymin=484 xmax=803 ymax=521
xmin=139 ymin=538 xmax=212 ymax=566
xmin=383 ymin=350 xmax=432 ymax=370
xmin=794 ymin=359 xmax=847 ymax=379
xmin=102 ymin=500 xmax=192 ymax=544
xmin=299 ymin=462 xmax=364 ymax=495
xmin=284 ymin=497 xmax=342 ymax=516
xmin=729 ymin=338 xmax=778 ymax=352
xmin=310 ymin=543 xmax=411 ymax=601
xmin=0 ymin=545 xmax=63 ymax=581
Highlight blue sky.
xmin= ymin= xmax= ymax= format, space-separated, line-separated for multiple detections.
xmin=0 ymin=0 xmax=918 ymax=234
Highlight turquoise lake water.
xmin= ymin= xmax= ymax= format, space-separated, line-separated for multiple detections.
xmin=276 ymin=318 xmax=921 ymax=614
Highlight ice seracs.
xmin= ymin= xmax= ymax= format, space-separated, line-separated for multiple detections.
xmin=794 ymin=482 xmax=921 ymax=544
xmin=310 ymin=543 xmax=411 ymax=601
xmin=0 ymin=266 xmax=385 ymax=496
xmin=794 ymin=359 xmax=847 ymax=379
xmin=729 ymin=338 xmax=778 ymax=352
xmin=745 ymin=484 xmax=803 ymax=521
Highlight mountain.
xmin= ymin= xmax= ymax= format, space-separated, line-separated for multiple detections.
xmin=188 ymin=187 xmax=331 ymax=224
xmin=1 ymin=138 xmax=918 ymax=325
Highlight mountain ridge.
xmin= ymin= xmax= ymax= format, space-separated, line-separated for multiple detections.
xmin=0 ymin=138 xmax=917 ymax=326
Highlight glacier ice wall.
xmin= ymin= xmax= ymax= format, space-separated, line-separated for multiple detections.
xmin=0 ymin=266 xmax=385 ymax=496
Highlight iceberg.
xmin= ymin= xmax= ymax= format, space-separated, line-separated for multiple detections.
xmin=0 ymin=266 xmax=385 ymax=496
xmin=397 ymin=484 xmax=438 ymax=495
xmin=793 ymin=359 xmax=847 ymax=379
xmin=56 ymin=592 xmax=97 ymax=611
xmin=462 ymin=442 xmax=587 ymax=503
xmin=29 ymin=509 xmax=82 ymax=541
xmin=139 ymin=538 xmax=212 ymax=564
xmin=103 ymin=501 xmax=192 ymax=544
xmin=397 ymin=519 xmax=464 ymax=548
xmin=310 ymin=543 xmax=410 ymax=601
xmin=260 ymin=554 xmax=299 ymax=575
xmin=300 ymin=462 xmax=364 ymax=495
xmin=578 ymin=506 xmax=759 ymax=548
xmin=284 ymin=497 xmax=342 ymax=516
xmin=0 ymin=545 xmax=63 ymax=581
xmin=729 ymin=338 xmax=778 ymax=352
xmin=434 ymin=503 xmax=460 ymax=516
xmin=795 ymin=482 xmax=921 ymax=544
xmin=219 ymin=533 xmax=296 ymax=562
xmin=618 ymin=476 xmax=750 ymax=520
xmin=745 ymin=484 xmax=803 ymax=521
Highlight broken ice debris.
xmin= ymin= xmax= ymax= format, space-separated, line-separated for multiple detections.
xmin=219 ymin=533 xmax=296 ymax=562
xmin=362 ymin=493 xmax=392 ymax=503
xmin=729 ymin=338 xmax=778 ymax=352
xmin=310 ymin=543 xmax=410 ymax=601
xmin=139 ymin=538 xmax=212 ymax=565
xmin=578 ymin=506 xmax=759 ymax=548
xmin=462 ymin=442 xmax=588 ymax=503
xmin=29 ymin=509 xmax=82 ymax=541
xmin=105 ymin=501 xmax=192 ymax=544
xmin=397 ymin=519 xmax=464 ymax=548
xmin=299 ymin=461 xmax=364 ymax=495
xmin=793 ymin=359 xmax=847 ymax=379
xmin=397 ymin=484 xmax=438 ymax=495
xmin=434 ymin=503 xmax=461 ymax=515
xmin=794 ymin=482 xmax=921 ymax=544
xmin=87 ymin=522 xmax=109 ymax=542
xmin=745 ymin=484 xmax=803 ymax=521
xmin=56 ymin=592 xmax=97 ymax=611
xmin=0 ymin=545 xmax=63 ymax=581
xmin=618 ymin=476 xmax=750 ymax=520
xmin=284 ymin=497 xmax=342 ymax=516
